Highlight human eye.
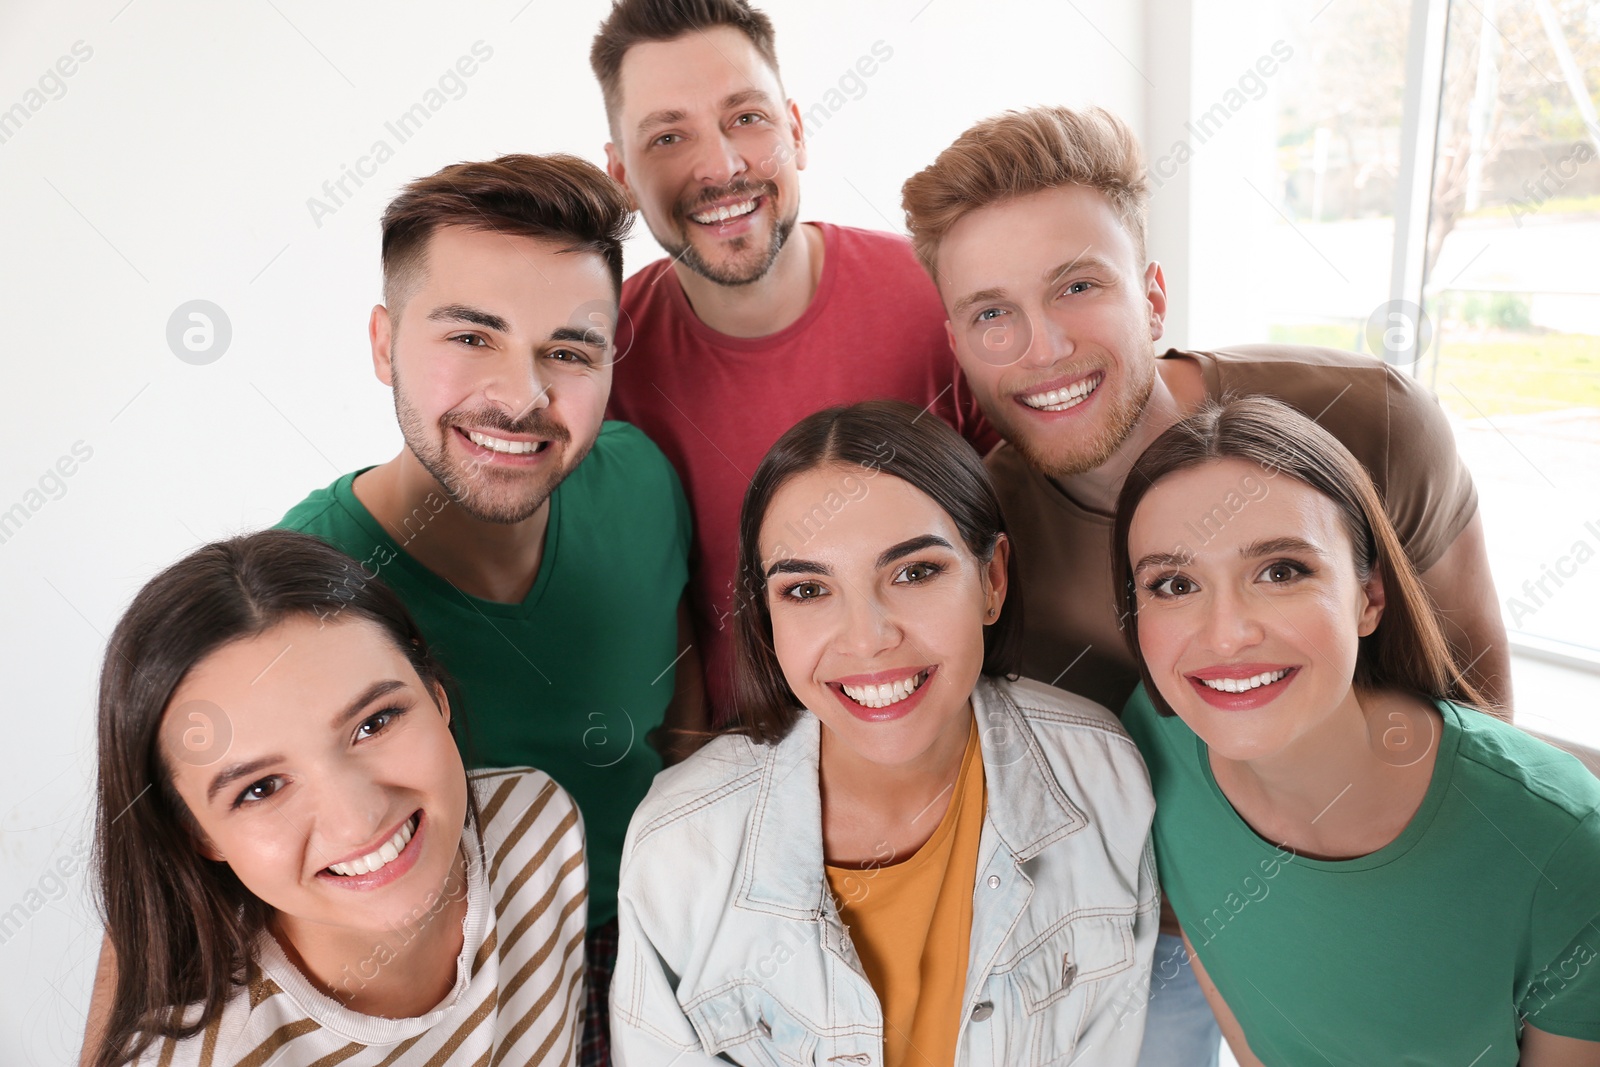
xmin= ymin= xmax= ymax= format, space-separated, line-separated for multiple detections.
xmin=733 ymin=111 xmax=766 ymax=127
xmin=974 ymin=306 xmax=1008 ymax=324
xmin=1256 ymin=559 xmax=1311 ymax=585
xmin=780 ymin=580 xmax=828 ymax=602
xmin=1144 ymin=571 xmax=1198 ymax=598
xmin=354 ymin=705 xmax=408 ymax=742
xmin=651 ymin=131 xmax=681 ymax=147
xmin=234 ymin=775 xmax=284 ymax=808
xmin=450 ymin=333 xmax=488 ymax=348
xmin=1062 ymin=279 xmax=1095 ymax=295
xmin=546 ymin=347 xmax=593 ymax=366
xmin=893 ymin=561 xmax=945 ymax=585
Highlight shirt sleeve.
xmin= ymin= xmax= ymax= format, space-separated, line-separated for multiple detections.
xmin=1370 ymin=362 xmax=1480 ymax=573
xmin=1519 ymin=807 xmax=1600 ymax=1040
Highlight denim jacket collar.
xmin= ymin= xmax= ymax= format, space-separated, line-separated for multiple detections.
xmin=736 ymin=675 xmax=1089 ymax=918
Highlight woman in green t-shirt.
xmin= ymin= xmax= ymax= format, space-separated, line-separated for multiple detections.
xmin=1112 ymin=396 xmax=1600 ymax=1065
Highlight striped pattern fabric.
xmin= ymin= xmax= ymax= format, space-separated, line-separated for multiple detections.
xmin=135 ymin=768 xmax=587 ymax=1067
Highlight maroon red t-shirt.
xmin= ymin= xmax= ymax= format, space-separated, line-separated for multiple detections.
xmin=609 ymin=222 xmax=996 ymax=723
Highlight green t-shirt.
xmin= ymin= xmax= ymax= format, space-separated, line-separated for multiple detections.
xmin=1122 ymin=686 xmax=1600 ymax=1060
xmin=277 ymin=421 xmax=691 ymax=929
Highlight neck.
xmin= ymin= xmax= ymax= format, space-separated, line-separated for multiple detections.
xmin=818 ymin=702 xmax=973 ymax=866
xmin=353 ymin=449 xmax=550 ymax=604
xmin=1210 ymin=687 xmax=1441 ymax=860
xmin=274 ymin=849 xmax=470 ymax=1018
xmin=1050 ymin=355 xmax=1198 ymax=514
xmin=673 ymin=221 xmax=823 ymax=338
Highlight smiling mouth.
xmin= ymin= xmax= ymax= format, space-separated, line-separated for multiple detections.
xmin=838 ymin=669 xmax=930 ymax=709
xmin=1194 ymin=667 xmax=1294 ymax=694
xmin=1018 ymin=373 xmax=1103 ymax=412
xmin=325 ymin=813 xmax=419 ymax=878
xmin=689 ymin=197 xmax=761 ymax=225
xmin=460 ymin=428 xmax=550 ymax=455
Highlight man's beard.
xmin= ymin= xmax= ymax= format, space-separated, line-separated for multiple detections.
xmin=1004 ymin=359 xmax=1157 ymax=482
xmin=656 ymin=179 xmax=798 ymax=287
xmin=392 ymin=368 xmax=587 ymax=525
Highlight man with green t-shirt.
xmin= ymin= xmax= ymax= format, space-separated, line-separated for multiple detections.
xmin=278 ymin=154 xmax=698 ymax=1066
xmin=80 ymin=154 xmax=699 ymax=1067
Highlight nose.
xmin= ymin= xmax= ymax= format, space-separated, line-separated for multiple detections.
xmin=1023 ymin=309 xmax=1075 ymax=369
xmin=1195 ymin=582 xmax=1266 ymax=660
xmin=836 ymin=587 xmax=902 ymax=660
xmin=692 ymin=128 xmax=748 ymax=189
xmin=310 ymin=777 xmax=392 ymax=869
xmin=483 ymin=351 xmax=552 ymax=422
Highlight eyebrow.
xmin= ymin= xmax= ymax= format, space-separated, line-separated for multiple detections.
xmin=950 ymin=252 xmax=1117 ymax=320
xmin=551 ymin=325 xmax=607 ymax=349
xmin=1131 ymin=537 xmax=1327 ymax=576
xmin=636 ymin=89 xmax=774 ymax=135
xmin=203 ymin=678 xmax=410 ymax=803
xmin=427 ymin=304 xmax=508 ymax=332
xmin=763 ymin=535 xmax=956 ymax=579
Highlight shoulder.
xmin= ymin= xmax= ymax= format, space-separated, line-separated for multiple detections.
xmin=566 ymin=421 xmax=683 ymax=501
xmin=1447 ymin=705 xmax=1600 ymax=827
xmin=1182 ymin=343 xmax=1448 ymax=417
xmin=821 ymin=223 xmax=934 ymax=281
xmin=470 ymin=767 xmax=584 ymax=853
xmin=275 ymin=471 xmax=363 ymax=536
xmin=986 ymin=676 xmax=1147 ymax=772
xmin=625 ymin=733 xmax=768 ymax=853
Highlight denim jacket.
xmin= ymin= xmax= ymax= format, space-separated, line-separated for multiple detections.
xmin=611 ymin=676 xmax=1159 ymax=1067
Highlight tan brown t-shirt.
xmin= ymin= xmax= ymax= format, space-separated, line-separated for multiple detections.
xmin=987 ymin=344 xmax=1480 ymax=712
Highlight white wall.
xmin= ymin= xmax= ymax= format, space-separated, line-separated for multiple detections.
xmin=0 ymin=0 xmax=1146 ymax=1060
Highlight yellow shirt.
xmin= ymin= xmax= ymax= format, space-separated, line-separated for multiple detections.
xmin=825 ymin=721 xmax=986 ymax=1067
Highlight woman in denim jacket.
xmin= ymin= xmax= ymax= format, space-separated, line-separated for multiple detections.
xmin=611 ymin=401 xmax=1159 ymax=1067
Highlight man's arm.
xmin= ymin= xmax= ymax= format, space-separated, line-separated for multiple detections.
xmin=1414 ymin=511 xmax=1514 ymax=718
xmin=652 ymin=596 xmax=707 ymax=766
xmin=79 ymin=934 xmax=115 ymax=1067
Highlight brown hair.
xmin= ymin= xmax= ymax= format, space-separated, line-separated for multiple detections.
xmin=732 ymin=400 xmax=1022 ymax=740
xmin=91 ymin=529 xmax=480 ymax=1067
xmin=590 ymin=0 xmax=781 ymax=132
xmin=901 ymin=105 xmax=1149 ymax=279
xmin=1110 ymin=396 xmax=1486 ymax=716
xmin=381 ymin=153 xmax=632 ymax=311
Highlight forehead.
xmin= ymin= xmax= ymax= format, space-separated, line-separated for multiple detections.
xmin=936 ymin=185 xmax=1140 ymax=301
xmin=1130 ymin=458 xmax=1349 ymax=556
xmin=759 ymin=468 xmax=961 ymax=558
xmin=165 ymin=615 xmax=410 ymax=736
xmin=407 ymin=226 xmax=613 ymax=316
xmin=615 ymin=26 xmax=781 ymax=124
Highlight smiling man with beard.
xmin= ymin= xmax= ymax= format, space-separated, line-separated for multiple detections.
xmin=590 ymin=0 xmax=996 ymax=726
xmin=278 ymin=154 xmax=697 ymax=1067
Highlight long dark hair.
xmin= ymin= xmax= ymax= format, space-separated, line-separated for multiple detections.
xmin=1111 ymin=395 xmax=1486 ymax=716
xmin=91 ymin=529 xmax=478 ymax=1067
xmin=732 ymin=400 xmax=1022 ymax=740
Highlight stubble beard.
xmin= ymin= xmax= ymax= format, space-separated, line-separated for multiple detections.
xmin=657 ymin=182 xmax=798 ymax=287
xmin=1005 ymin=357 xmax=1157 ymax=482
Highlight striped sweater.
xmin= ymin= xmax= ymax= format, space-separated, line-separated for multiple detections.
xmin=135 ymin=768 xmax=587 ymax=1067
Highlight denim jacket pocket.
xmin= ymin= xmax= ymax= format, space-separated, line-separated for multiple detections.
xmin=1001 ymin=912 xmax=1138 ymax=1065
xmin=684 ymin=985 xmax=820 ymax=1067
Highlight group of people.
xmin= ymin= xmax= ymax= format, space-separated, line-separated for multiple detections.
xmin=79 ymin=1 xmax=1600 ymax=1065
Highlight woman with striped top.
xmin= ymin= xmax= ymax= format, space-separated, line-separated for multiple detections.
xmin=87 ymin=529 xmax=587 ymax=1067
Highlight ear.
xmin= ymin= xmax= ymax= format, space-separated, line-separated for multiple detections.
xmin=604 ymin=142 xmax=634 ymax=205
xmin=785 ymin=98 xmax=808 ymax=172
xmin=1357 ymin=565 xmax=1386 ymax=638
xmin=370 ymin=304 xmax=395 ymax=387
xmin=983 ymin=534 xmax=1012 ymax=624
xmin=944 ymin=319 xmax=958 ymax=358
xmin=1145 ymin=261 xmax=1168 ymax=344
xmin=430 ymin=678 xmax=453 ymax=728
xmin=195 ymin=828 xmax=225 ymax=864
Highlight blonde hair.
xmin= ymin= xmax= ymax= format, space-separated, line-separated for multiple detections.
xmin=901 ymin=105 xmax=1149 ymax=279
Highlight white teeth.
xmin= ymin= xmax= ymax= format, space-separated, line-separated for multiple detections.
xmin=1199 ymin=668 xmax=1291 ymax=693
xmin=327 ymin=815 xmax=416 ymax=878
xmin=690 ymin=199 xmax=758 ymax=224
xmin=1019 ymin=374 xmax=1102 ymax=412
xmin=467 ymin=430 xmax=545 ymax=455
xmin=840 ymin=670 xmax=929 ymax=709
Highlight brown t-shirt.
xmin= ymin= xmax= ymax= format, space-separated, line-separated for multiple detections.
xmin=988 ymin=344 xmax=1480 ymax=712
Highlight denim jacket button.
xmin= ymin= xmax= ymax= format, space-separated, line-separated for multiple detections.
xmin=970 ymin=1001 xmax=994 ymax=1021
xmin=986 ymin=875 xmax=1000 ymax=889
